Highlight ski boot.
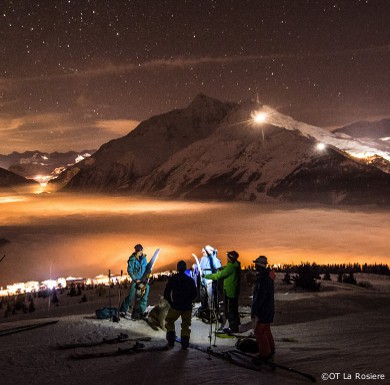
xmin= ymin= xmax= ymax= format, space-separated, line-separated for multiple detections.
xmin=181 ymin=336 xmax=190 ymax=350
xmin=166 ymin=331 xmax=175 ymax=348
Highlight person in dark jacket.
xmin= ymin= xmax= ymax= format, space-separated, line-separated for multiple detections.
xmin=164 ymin=260 xmax=197 ymax=350
xmin=251 ymin=255 xmax=275 ymax=360
xmin=203 ymin=250 xmax=241 ymax=333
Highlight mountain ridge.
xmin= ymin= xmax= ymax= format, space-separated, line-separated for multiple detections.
xmin=49 ymin=94 xmax=389 ymax=205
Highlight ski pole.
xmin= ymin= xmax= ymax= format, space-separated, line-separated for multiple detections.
xmin=108 ymin=269 xmax=112 ymax=321
xmin=118 ymin=269 xmax=123 ymax=310
xmin=213 ymin=279 xmax=220 ymax=347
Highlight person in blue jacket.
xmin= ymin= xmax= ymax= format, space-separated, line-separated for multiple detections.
xmin=199 ymin=245 xmax=222 ymax=310
xmin=119 ymin=244 xmax=150 ymax=319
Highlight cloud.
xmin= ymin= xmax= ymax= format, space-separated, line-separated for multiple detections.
xmin=95 ymin=119 xmax=139 ymax=135
xmin=1 ymin=44 xmax=389 ymax=86
xmin=0 ymin=195 xmax=389 ymax=284
xmin=0 ymin=110 xmax=140 ymax=153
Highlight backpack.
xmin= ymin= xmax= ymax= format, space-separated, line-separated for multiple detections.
xmin=194 ymin=307 xmax=219 ymax=324
xmin=95 ymin=307 xmax=120 ymax=320
xmin=235 ymin=338 xmax=259 ymax=353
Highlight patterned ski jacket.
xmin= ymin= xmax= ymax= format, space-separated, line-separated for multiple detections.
xmin=251 ymin=267 xmax=275 ymax=323
xmin=204 ymin=260 xmax=241 ymax=299
xmin=127 ymin=253 xmax=147 ymax=281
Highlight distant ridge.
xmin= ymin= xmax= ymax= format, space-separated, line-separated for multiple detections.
xmin=0 ymin=167 xmax=38 ymax=188
xmin=51 ymin=94 xmax=390 ymax=205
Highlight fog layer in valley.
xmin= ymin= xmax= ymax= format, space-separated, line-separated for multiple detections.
xmin=0 ymin=192 xmax=389 ymax=285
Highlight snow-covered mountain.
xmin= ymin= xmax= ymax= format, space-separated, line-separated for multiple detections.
xmin=333 ymin=119 xmax=390 ymax=140
xmin=0 ymin=150 xmax=95 ymax=183
xmin=55 ymin=94 xmax=234 ymax=191
xmin=53 ymin=95 xmax=390 ymax=205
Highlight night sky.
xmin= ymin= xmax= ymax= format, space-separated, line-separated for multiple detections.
xmin=1 ymin=0 xmax=389 ymax=153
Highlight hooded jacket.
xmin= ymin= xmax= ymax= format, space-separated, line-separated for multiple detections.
xmin=251 ymin=267 xmax=275 ymax=323
xmin=204 ymin=260 xmax=241 ymax=298
xmin=127 ymin=252 xmax=148 ymax=281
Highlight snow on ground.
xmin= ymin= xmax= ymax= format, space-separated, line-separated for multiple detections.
xmin=1 ymin=274 xmax=389 ymax=385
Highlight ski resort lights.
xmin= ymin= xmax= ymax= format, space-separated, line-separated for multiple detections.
xmin=316 ymin=143 xmax=326 ymax=151
xmin=252 ymin=111 xmax=268 ymax=124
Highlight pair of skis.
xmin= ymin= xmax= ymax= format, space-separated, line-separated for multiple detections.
xmin=176 ymin=337 xmax=316 ymax=383
xmin=215 ymin=330 xmax=298 ymax=343
xmin=0 ymin=320 xmax=59 ymax=337
xmin=71 ymin=340 xmax=169 ymax=359
xmin=56 ymin=334 xmax=151 ymax=349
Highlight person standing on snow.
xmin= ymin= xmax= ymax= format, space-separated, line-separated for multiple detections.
xmin=164 ymin=260 xmax=198 ymax=350
xmin=199 ymin=245 xmax=222 ymax=311
xmin=203 ymin=250 xmax=241 ymax=333
xmin=119 ymin=244 xmax=149 ymax=319
xmin=251 ymin=255 xmax=275 ymax=360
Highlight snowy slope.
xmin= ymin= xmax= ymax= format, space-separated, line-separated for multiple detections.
xmin=56 ymin=95 xmax=390 ymax=204
xmin=135 ymin=100 xmax=389 ymax=204
xmin=56 ymin=94 xmax=234 ymax=192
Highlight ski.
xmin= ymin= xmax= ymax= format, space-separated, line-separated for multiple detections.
xmin=192 ymin=253 xmax=203 ymax=277
xmin=228 ymin=349 xmax=316 ymax=383
xmin=141 ymin=248 xmax=160 ymax=283
xmin=57 ymin=334 xmax=151 ymax=349
xmin=215 ymin=331 xmax=297 ymax=343
xmin=176 ymin=337 xmax=263 ymax=372
xmin=71 ymin=341 xmax=169 ymax=359
xmin=0 ymin=320 xmax=59 ymax=337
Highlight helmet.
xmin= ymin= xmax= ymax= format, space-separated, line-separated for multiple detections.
xmin=202 ymin=245 xmax=214 ymax=255
xmin=227 ymin=250 xmax=239 ymax=261
xmin=253 ymin=255 xmax=267 ymax=267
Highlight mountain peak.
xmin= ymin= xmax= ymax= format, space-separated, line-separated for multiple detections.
xmin=188 ymin=93 xmax=236 ymax=111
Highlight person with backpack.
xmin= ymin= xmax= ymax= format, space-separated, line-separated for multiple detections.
xmin=199 ymin=245 xmax=222 ymax=312
xmin=164 ymin=260 xmax=198 ymax=350
xmin=203 ymin=250 xmax=241 ymax=333
xmin=119 ymin=244 xmax=149 ymax=319
xmin=251 ymin=255 xmax=275 ymax=360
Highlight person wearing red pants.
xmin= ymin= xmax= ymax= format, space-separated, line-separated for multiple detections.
xmin=251 ymin=255 xmax=275 ymax=360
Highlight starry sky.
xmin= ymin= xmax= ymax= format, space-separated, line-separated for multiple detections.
xmin=1 ymin=0 xmax=389 ymax=153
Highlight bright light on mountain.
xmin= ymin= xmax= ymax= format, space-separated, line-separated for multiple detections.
xmin=316 ymin=143 xmax=326 ymax=151
xmin=252 ymin=111 xmax=268 ymax=124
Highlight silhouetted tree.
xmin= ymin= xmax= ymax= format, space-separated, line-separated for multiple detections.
xmin=323 ymin=272 xmax=331 ymax=280
xmin=343 ymin=272 xmax=357 ymax=285
xmin=292 ymin=263 xmax=321 ymax=291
